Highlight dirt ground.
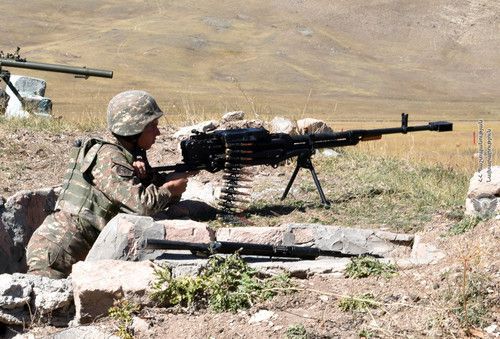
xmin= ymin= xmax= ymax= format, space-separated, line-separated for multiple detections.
xmin=1 ymin=125 xmax=499 ymax=338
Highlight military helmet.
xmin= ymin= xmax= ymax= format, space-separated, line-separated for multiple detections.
xmin=107 ymin=90 xmax=164 ymax=136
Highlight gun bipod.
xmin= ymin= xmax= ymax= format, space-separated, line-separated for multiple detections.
xmin=281 ymin=152 xmax=330 ymax=206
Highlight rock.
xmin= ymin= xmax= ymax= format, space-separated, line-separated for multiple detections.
xmin=248 ymin=310 xmax=275 ymax=324
xmin=0 ymin=273 xmax=73 ymax=326
xmin=5 ymin=75 xmax=47 ymax=96
xmin=0 ymin=222 xmax=14 ymax=275
xmin=85 ymin=214 xmax=214 ymax=262
xmin=0 ymin=307 xmax=28 ymax=325
xmin=269 ymin=117 xmax=298 ymax=135
xmin=216 ymin=226 xmax=286 ymax=245
xmin=0 ymin=187 xmax=60 ymax=274
xmin=219 ymin=119 xmax=265 ymax=130
xmin=467 ymin=166 xmax=500 ymax=198
xmin=320 ymin=149 xmax=341 ymax=157
xmin=131 ymin=316 xmax=150 ymax=336
xmin=71 ymin=260 xmax=156 ymax=324
xmin=297 ymin=26 xmax=314 ymax=37
xmin=484 ymin=324 xmax=497 ymax=335
xmin=85 ymin=214 xmax=164 ymax=262
xmin=173 ymin=120 xmax=219 ymax=139
xmin=222 ymin=111 xmax=245 ymax=122
xmin=0 ymin=274 xmax=32 ymax=310
xmin=465 ymin=166 xmax=500 ymax=218
xmin=216 ymin=223 xmax=414 ymax=258
xmin=296 ymin=118 xmax=333 ymax=134
xmin=181 ymin=179 xmax=218 ymax=205
xmin=46 ymin=325 xmax=120 ymax=339
xmin=202 ymin=16 xmax=232 ymax=31
xmin=156 ymin=219 xmax=215 ymax=243
xmin=0 ymin=88 xmax=9 ymax=115
xmin=283 ymin=223 xmax=414 ymax=257
xmin=31 ymin=276 xmax=73 ymax=313
xmin=408 ymin=235 xmax=446 ymax=265
xmin=5 ymin=75 xmax=52 ymax=118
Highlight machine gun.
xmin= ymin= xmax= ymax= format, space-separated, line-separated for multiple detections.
xmin=0 ymin=47 xmax=113 ymax=109
xmin=155 ymin=114 xmax=452 ymax=214
xmin=143 ymin=238 xmax=366 ymax=260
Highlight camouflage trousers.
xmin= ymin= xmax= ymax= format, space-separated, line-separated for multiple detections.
xmin=26 ymin=200 xmax=218 ymax=279
xmin=26 ymin=211 xmax=100 ymax=279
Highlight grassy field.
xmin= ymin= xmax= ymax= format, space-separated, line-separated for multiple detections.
xmin=1 ymin=0 xmax=498 ymax=175
xmin=1 ymin=0 xmax=498 ymax=121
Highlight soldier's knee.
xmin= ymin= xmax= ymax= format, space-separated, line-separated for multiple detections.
xmin=26 ymin=233 xmax=71 ymax=279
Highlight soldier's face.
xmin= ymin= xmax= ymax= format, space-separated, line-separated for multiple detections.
xmin=138 ymin=119 xmax=160 ymax=150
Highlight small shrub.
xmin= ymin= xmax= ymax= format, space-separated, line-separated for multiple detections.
xmin=359 ymin=329 xmax=375 ymax=338
xmin=151 ymin=253 xmax=293 ymax=312
xmin=345 ymin=256 xmax=397 ymax=279
xmin=454 ymin=272 xmax=491 ymax=328
xmin=286 ymin=323 xmax=308 ymax=339
xmin=448 ymin=215 xmax=482 ymax=235
xmin=108 ymin=300 xmax=140 ymax=339
xmin=338 ymin=293 xmax=378 ymax=312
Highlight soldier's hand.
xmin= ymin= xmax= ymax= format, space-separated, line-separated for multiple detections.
xmin=132 ymin=160 xmax=147 ymax=179
xmin=162 ymin=177 xmax=188 ymax=196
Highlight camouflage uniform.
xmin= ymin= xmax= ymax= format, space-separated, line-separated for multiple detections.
xmin=26 ymin=138 xmax=175 ymax=278
xmin=26 ymin=90 xmax=218 ymax=279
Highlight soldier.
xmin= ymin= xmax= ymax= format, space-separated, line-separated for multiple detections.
xmin=26 ymin=90 xmax=215 ymax=279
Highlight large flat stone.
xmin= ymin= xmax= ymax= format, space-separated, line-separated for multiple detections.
xmin=216 ymin=226 xmax=286 ymax=245
xmin=0 ymin=187 xmax=59 ymax=274
xmin=86 ymin=214 xmax=214 ymax=262
xmin=283 ymin=223 xmax=414 ymax=257
xmin=72 ymin=260 xmax=156 ymax=324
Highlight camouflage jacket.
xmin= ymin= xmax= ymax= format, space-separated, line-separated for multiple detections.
xmin=55 ymin=138 xmax=173 ymax=231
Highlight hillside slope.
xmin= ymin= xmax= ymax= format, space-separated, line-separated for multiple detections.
xmin=1 ymin=0 xmax=499 ymax=120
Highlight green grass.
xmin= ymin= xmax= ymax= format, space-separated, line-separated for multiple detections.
xmin=338 ymin=293 xmax=379 ymax=312
xmin=443 ymin=270 xmax=493 ymax=329
xmin=286 ymin=324 xmax=308 ymax=339
xmin=108 ymin=300 xmax=140 ymax=339
xmin=246 ymin=149 xmax=469 ymax=232
xmin=345 ymin=256 xmax=397 ymax=279
xmin=151 ymin=253 xmax=293 ymax=312
xmin=0 ymin=115 xmax=105 ymax=133
xmin=448 ymin=215 xmax=482 ymax=235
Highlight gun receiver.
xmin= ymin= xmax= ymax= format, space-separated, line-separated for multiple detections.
xmin=143 ymin=238 xmax=360 ymax=260
xmin=155 ymin=114 xmax=452 ymax=213
xmin=0 ymin=48 xmax=113 ymax=108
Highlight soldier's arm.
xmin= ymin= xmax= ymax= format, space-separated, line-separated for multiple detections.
xmin=91 ymin=145 xmax=174 ymax=216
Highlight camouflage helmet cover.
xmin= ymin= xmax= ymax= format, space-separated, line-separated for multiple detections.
xmin=107 ymin=90 xmax=164 ymax=136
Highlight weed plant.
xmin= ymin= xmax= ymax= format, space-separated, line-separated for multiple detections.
xmin=448 ymin=215 xmax=482 ymax=235
xmin=345 ymin=256 xmax=397 ymax=279
xmin=151 ymin=253 xmax=292 ymax=312
xmin=108 ymin=300 xmax=140 ymax=339
xmin=338 ymin=293 xmax=378 ymax=312
xmin=286 ymin=324 xmax=308 ymax=339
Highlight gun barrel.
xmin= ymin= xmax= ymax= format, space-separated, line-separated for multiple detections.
xmin=290 ymin=120 xmax=453 ymax=149
xmin=144 ymin=238 xmax=363 ymax=259
xmin=0 ymin=59 xmax=113 ymax=78
xmin=144 ymin=238 xmax=338 ymax=260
